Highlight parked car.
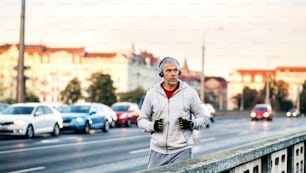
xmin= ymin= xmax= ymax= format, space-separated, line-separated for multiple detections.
xmin=99 ymin=103 xmax=117 ymax=128
xmin=0 ymin=103 xmax=9 ymax=114
xmin=111 ymin=102 xmax=140 ymax=127
xmin=0 ymin=103 xmax=63 ymax=138
xmin=250 ymin=104 xmax=273 ymax=121
xmin=138 ymin=95 xmax=145 ymax=109
xmin=200 ymin=103 xmax=214 ymax=128
xmin=49 ymin=103 xmax=69 ymax=113
xmin=205 ymin=103 xmax=216 ymax=121
xmin=286 ymin=108 xmax=300 ymax=118
xmin=61 ymin=103 xmax=110 ymax=133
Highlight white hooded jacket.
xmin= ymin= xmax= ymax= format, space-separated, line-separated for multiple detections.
xmin=137 ymin=80 xmax=209 ymax=154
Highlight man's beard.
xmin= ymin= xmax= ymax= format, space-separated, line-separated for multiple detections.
xmin=168 ymin=79 xmax=178 ymax=86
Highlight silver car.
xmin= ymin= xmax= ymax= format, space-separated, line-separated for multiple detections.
xmin=0 ymin=103 xmax=63 ymax=138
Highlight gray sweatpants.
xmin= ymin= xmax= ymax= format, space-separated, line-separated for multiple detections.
xmin=147 ymin=148 xmax=192 ymax=168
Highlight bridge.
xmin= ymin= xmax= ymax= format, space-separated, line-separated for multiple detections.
xmin=136 ymin=123 xmax=305 ymax=173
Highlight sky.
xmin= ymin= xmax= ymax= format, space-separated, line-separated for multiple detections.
xmin=1 ymin=0 xmax=306 ymax=79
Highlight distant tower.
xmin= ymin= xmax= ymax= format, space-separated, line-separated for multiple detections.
xmin=131 ymin=42 xmax=135 ymax=54
xmin=181 ymin=58 xmax=190 ymax=76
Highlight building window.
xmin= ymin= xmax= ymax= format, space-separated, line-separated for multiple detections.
xmin=255 ymin=75 xmax=263 ymax=83
xmin=243 ymin=75 xmax=251 ymax=83
xmin=42 ymin=56 xmax=50 ymax=64
xmin=73 ymin=56 xmax=81 ymax=64
xmin=234 ymin=74 xmax=242 ymax=82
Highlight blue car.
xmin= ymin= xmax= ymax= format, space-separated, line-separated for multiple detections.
xmin=0 ymin=103 xmax=9 ymax=113
xmin=61 ymin=103 xmax=110 ymax=133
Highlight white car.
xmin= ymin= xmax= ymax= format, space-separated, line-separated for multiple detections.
xmin=0 ymin=103 xmax=63 ymax=138
xmin=100 ymin=103 xmax=117 ymax=128
xmin=200 ymin=103 xmax=215 ymax=128
xmin=205 ymin=103 xmax=216 ymax=120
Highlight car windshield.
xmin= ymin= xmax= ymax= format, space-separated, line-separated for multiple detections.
xmin=2 ymin=106 xmax=34 ymax=115
xmin=112 ymin=105 xmax=129 ymax=112
xmin=138 ymin=96 xmax=145 ymax=109
xmin=55 ymin=106 xmax=69 ymax=113
xmin=0 ymin=106 xmax=6 ymax=112
xmin=67 ymin=105 xmax=90 ymax=113
xmin=254 ymin=106 xmax=268 ymax=111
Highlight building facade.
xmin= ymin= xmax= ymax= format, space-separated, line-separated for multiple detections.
xmin=227 ymin=67 xmax=306 ymax=110
xmin=180 ymin=58 xmax=227 ymax=110
xmin=0 ymin=44 xmax=159 ymax=103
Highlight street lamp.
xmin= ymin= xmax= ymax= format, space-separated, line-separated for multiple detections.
xmin=240 ymin=86 xmax=244 ymax=111
xmin=16 ymin=0 xmax=26 ymax=103
xmin=200 ymin=27 xmax=223 ymax=102
xmin=265 ymin=71 xmax=270 ymax=105
xmin=296 ymin=84 xmax=302 ymax=112
xmin=264 ymin=56 xmax=281 ymax=105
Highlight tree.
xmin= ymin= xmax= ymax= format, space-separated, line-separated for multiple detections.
xmin=273 ymin=80 xmax=292 ymax=111
xmin=118 ymin=87 xmax=146 ymax=103
xmin=1 ymin=97 xmax=16 ymax=104
xmin=60 ymin=77 xmax=82 ymax=104
xmin=300 ymin=80 xmax=306 ymax=114
xmin=233 ymin=79 xmax=292 ymax=111
xmin=0 ymin=91 xmax=39 ymax=103
xmin=232 ymin=86 xmax=260 ymax=110
xmin=260 ymin=79 xmax=292 ymax=111
xmin=25 ymin=91 xmax=40 ymax=102
xmin=86 ymin=72 xmax=117 ymax=106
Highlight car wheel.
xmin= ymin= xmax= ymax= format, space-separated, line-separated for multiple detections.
xmin=210 ymin=117 xmax=215 ymax=123
xmin=51 ymin=124 xmax=60 ymax=136
xmin=125 ymin=119 xmax=131 ymax=127
xmin=110 ymin=120 xmax=116 ymax=128
xmin=25 ymin=125 xmax=34 ymax=139
xmin=102 ymin=121 xmax=110 ymax=132
xmin=82 ymin=122 xmax=90 ymax=134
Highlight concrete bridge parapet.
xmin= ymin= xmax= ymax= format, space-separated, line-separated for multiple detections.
xmin=136 ymin=130 xmax=306 ymax=173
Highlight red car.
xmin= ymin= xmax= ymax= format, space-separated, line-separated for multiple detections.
xmin=250 ymin=104 xmax=273 ymax=121
xmin=111 ymin=102 xmax=140 ymax=127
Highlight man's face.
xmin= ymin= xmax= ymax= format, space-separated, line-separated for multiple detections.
xmin=162 ymin=62 xmax=179 ymax=86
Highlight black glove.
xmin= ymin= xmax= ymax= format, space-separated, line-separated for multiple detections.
xmin=154 ymin=119 xmax=163 ymax=132
xmin=178 ymin=117 xmax=194 ymax=130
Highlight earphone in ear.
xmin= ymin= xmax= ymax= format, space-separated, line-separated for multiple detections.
xmin=159 ymin=71 xmax=164 ymax=77
xmin=158 ymin=57 xmax=181 ymax=77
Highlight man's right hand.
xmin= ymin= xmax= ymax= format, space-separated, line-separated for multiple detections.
xmin=154 ymin=119 xmax=163 ymax=132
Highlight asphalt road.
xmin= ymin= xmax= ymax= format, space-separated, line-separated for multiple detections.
xmin=1 ymin=115 xmax=306 ymax=173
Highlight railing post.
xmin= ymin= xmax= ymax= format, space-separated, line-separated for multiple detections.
xmin=262 ymin=155 xmax=271 ymax=173
xmin=287 ymin=145 xmax=294 ymax=173
xmin=304 ymin=141 xmax=306 ymax=173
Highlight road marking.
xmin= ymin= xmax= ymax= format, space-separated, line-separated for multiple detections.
xmin=0 ymin=134 xmax=148 ymax=155
xmin=200 ymin=137 xmax=216 ymax=142
xmin=238 ymin=131 xmax=249 ymax=135
xmin=7 ymin=166 xmax=45 ymax=173
xmin=40 ymin=139 xmax=60 ymax=143
xmin=129 ymin=148 xmax=149 ymax=154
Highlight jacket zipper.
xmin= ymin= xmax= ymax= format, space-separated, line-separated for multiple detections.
xmin=165 ymin=99 xmax=170 ymax=152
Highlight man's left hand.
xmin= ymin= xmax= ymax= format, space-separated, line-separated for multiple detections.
xmin=178 ymin=117 xmax=194 ymax=130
